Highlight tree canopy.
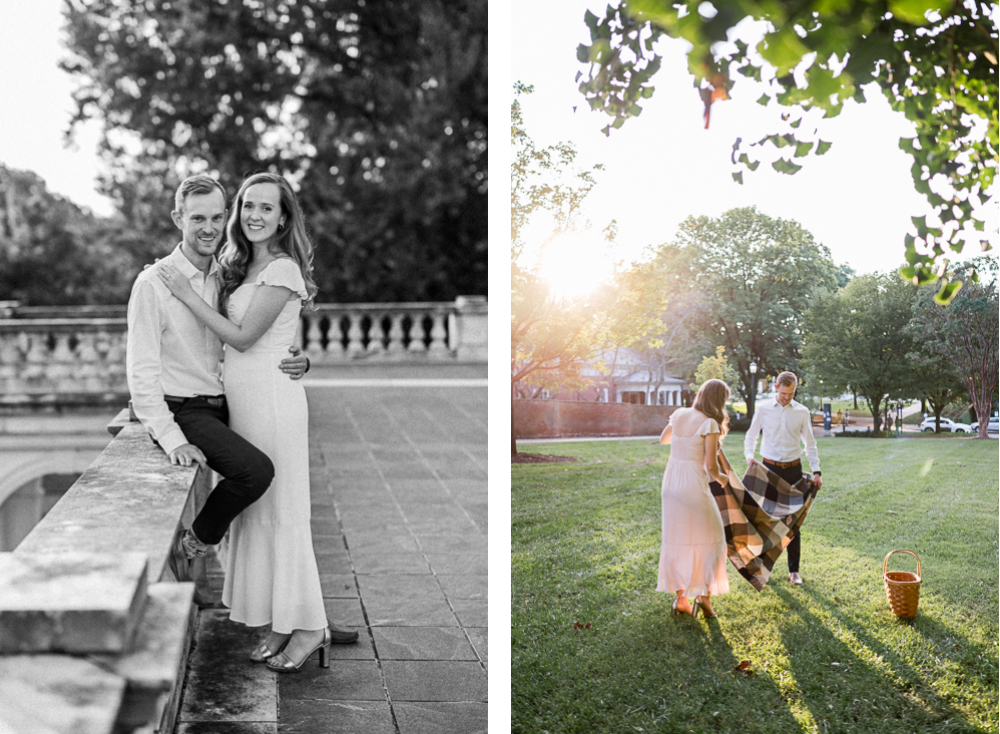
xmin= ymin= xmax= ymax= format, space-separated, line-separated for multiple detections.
xmin=650 ymin=206 xmax=838 ymax=419
xmin=803 ymin=272 xmax=919 ymax=431
xmin=0 ymin=165 xmax=135 ymax=305
xmin=511 ymin=85 xmax=668 ymax=452
xmin=908 ymin=259 xmax=999 ymax=436
xmin=61 ymin=0 xmax=486 ymax=302
xmin=576 ymin=0 xmax=998 ymax=299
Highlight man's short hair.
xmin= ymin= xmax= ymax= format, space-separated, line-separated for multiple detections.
xmin=174 ymin=175 xmax=227 ymax=214
xmin=775 ymin=371 xmax=798 ymax=388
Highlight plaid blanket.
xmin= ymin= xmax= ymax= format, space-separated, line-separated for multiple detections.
xmin=709 ymin=452 xmax=817 ymax=591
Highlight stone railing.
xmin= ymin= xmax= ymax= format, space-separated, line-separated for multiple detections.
xmin=0 ymin=410 xmax=208 ymax=733
xmin=0 ymin=296 xmax=487 ymax=406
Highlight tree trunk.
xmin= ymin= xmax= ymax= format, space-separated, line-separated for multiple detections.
xmin=511 ymin=395 xmax=518 ymax=455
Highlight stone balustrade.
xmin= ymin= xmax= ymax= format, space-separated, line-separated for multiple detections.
xmin=0 ymin=296 xmax=487 ymax=406
xmin=0 ymin=410 xmax=209 ymax=734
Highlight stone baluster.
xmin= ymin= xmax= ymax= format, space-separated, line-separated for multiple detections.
xmin=345 ymin=312 xmax=365 ymax=357
xmin=304 ymin=312 xmax=325 ymax=360
xmin=52 ymin=333 xmax=78 ymax=392
xmin=367 ymin=312 xmax=387 ymax=355
xmin=23 ymin=331 xmax=48 ymax=386
xmin=0 ymin=333 xmax=23 ymax=395
xmin=429 ymin=310 xmax=449 ymax=354
xmin=75 ymin=332 xmax=102 ymax=392
xmin=407 ymin=312 xmax=427 ymax=354
xmin=387 ymin=312 xmax=406 ymax=354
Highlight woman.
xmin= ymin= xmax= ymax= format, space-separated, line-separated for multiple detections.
xmin=159 ymin=172 xmax=330 ymax=672
xmin=656 ymin=378 xmax=731 ymax=618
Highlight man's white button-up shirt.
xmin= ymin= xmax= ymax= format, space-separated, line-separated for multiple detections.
xmin=743 ymin=397 xmax=821 ymax=472
xmin=126 ymin=244 xmax=224 ymax=455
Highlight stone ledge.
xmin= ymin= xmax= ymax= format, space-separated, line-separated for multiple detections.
xmin=0 ymin=552 xmax=147 ymax=655
xmin=0 ymin=655 xmax=126 ymax=734
xmin=15 ymin=422 xmax=200 ymax=583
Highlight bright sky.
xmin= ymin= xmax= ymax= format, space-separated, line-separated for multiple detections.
xmin=0 ymin=0 xmax=112 ymax=216
xmin=511 ymin=0 xmax=998 ymax=278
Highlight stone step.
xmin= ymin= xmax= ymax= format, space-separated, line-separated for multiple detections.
xmin=0 ymin=551 xmax=148 ymax=654
xmin=0 ymin=655 xmax=126 ymax=734
xmin=176 ymin=610 xmax=277 ymax=728
xmin=91 ymin=582 xmax=197 ymax=734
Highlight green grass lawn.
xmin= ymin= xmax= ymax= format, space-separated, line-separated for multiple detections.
xmin=512 ymin=434 xmax=998 ymax=734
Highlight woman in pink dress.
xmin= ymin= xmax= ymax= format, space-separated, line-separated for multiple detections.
xmin=159 ymin=172 xmax=330 ymax=671
xmin=656 ymin=378 xmax=731 ymax=618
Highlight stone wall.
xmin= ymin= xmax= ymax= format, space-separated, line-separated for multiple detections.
xmin=513 ymin=399 xmax=679 ymax=439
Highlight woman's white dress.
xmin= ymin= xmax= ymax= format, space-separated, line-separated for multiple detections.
xmin=221 ymin=258 xmax=327 ymax=633
xmin=656 ymin=408 xmax=730 ymax=598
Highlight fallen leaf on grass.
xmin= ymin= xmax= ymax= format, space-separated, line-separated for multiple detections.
xmin=734 ymin=660 xmax=754 ymax=676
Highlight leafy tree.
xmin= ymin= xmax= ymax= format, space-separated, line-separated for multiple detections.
xmin=905 ymin=341 xmax=969 ymax=432
xmin=908 ymin=259 xmax=999 ymax=437
xmin=691 ymin=345 xmax=741 ymax=395
xmin=803 ymin=272 xmax=919 ymax=432
xmin=61 ymin=0 xmax=486 ymax=302
xmin=0 ymin=165 xmax=136 ymax=305
xmin=576 ymin=0 xmax=997 ymax=298
xmin=511 ymin=85 xmax=667 ymax=454
xmin=650 ymin=207 xmax=838 ymax=421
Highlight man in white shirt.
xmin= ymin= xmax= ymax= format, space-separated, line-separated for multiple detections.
xmin=126 ymin=175 xmax=307 ymax=574
xmin=743 ymin=371 xmax=823 ymax=586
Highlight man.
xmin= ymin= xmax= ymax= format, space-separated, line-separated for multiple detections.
xmin=126 ymin=174 xmax=358 ymax=643
xmin=743 ymin=371 xmax=822 ymax=586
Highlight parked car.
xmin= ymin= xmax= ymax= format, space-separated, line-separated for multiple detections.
xmin=970 ymin=416 xmax=1000 ymax=437
xmin=919 ymin=416 xmax=972 ymax=433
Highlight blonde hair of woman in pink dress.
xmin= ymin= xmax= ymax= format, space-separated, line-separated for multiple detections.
xmin=656 ymin=378 xmax=732 ymax=619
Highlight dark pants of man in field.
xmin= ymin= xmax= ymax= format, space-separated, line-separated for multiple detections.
xmin=763 ymin=458 xmax=804 ymax=574
xmin=166 ymin=396 xmax=274 ymax=545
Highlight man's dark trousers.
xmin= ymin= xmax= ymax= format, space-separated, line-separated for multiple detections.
xmin=763 ymin=458 xmax=804 ymax=574
xmin=168 ymin=396 xmax=274 ymax=545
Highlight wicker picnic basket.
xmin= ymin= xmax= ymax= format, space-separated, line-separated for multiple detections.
xmin=883 ymin=549 xmax=921 ymax=618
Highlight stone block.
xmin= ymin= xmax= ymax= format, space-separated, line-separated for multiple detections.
xmin=0 ymin=551 xmax=147 ymax=654
xmin=0 ymin=655 xmax=126 ymax=734
xmin=93 ymin=582 xmax=196 ymax=733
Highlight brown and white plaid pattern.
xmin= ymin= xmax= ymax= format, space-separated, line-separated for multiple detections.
xmin=709 ymin=452 xmax=817 ymax=591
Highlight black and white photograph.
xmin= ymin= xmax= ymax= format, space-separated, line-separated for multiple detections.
xmin=0 ymin=2 xmax=488 ymax=732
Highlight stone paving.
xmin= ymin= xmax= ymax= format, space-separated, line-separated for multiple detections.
xmin=175 ymin=365 xmax=488 ymax=734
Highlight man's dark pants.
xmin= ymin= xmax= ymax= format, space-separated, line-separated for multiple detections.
xmin=763 ymin=459 xmax=804 ymax=574
xmin=167 ymin=397 xmax=274 ymax=545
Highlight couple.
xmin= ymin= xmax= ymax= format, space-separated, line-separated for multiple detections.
xmin=126 ymin=172 xmax=354 ymax=673
xmin=656 ymin=372 xmax=823 ymax=617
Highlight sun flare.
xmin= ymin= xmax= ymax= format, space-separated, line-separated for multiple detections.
xmin=537 ymin=230 xmax=613 ymax=300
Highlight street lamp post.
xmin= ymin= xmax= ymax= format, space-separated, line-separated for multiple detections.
xmin=749 ymin=361 xmax=758 ymax=420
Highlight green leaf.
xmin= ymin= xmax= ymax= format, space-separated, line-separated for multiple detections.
xmin=772 ymin=158 xmax=803 ymax=175
xmin=584 ymin=9 xmax=599 ymax=31
xmin=790 ymin=118 xmax=801 ymax=129
xmin=816 ymin=140 xmax=832 ymax=155
xmin=794 ymin=141 xmax=813 ymax=157
xmin=642 ymin=86 xmax=655 ymax=98
xmin=889 ymin=0 xmax=953 ymax=25
xmin=758 ymin=28 xmax=810 ymax=76
xmin=732 ymin=171 xmax=744 ymax=184
xmin=757 ymin=94 xmax=770 ymax=106
xmin=933 ymin=277 xmax=963 ymax=304
xmin=577 ymin=43 xmax=590 ymax=63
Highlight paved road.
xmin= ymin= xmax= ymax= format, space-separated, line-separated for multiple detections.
xmin=176 ymin=365 xmax=487 ymax=734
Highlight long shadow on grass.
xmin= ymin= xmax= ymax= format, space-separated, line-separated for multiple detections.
xmin=602 ymin=602 xmax=808 ymax=734
xmin=772 ymin=583 xmax=990 ymax=733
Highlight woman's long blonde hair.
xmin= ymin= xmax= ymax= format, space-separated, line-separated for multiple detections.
xmin=692 ymin=379 xmax=731 ymax=437
xmin=217 ymin=172 xmax=318 ymax=314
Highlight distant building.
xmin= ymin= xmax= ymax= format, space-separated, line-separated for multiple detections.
xmin=534 ymin=347 xmax=691 ymax=406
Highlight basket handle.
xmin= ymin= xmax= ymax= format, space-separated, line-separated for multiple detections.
xmin=883 ymin=549 xmax=921 ymax=577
